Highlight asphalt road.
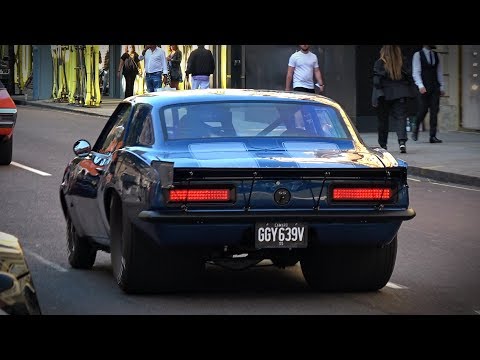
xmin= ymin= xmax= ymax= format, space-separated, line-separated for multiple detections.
xmin=1 ymin=106 xmax=479 ymax=315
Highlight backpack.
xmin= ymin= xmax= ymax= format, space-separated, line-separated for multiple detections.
xmin=123 ymin=55 xmax=138 ymax=75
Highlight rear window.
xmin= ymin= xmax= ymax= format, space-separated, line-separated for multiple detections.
xmin=160 ymin=101 xmax=350 ymax=140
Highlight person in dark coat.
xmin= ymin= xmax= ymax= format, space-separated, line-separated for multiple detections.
xmin=185 ymin=45 xmax=215 ymax=89
xmin=372 ymin=45 xmax=415 ymax=153
xmin=167 ymin=45 xmax=183 ymax=90
xmin=117 ymin=45 xmax=141 ymax=98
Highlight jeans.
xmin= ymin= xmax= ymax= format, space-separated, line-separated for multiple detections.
xmin=146 ymin=72 xmax=162 ymax=92
xmin=192 ymin=78 xmax=210 ymax=89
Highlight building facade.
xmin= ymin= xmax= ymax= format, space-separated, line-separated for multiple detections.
xmin=3 ymin=45 xmax=479 ymax=132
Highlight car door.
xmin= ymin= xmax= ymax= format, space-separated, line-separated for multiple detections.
xmin=70 ymin=103 xmax=132 ymax=242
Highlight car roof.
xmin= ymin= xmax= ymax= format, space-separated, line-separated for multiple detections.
xmin=127 ymin=89 xmax=342 ymax=109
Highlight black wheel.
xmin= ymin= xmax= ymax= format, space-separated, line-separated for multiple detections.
xmin=301 ymin=236 xmax=398 ymax=292
xmin=0 ymin=136 xmax=13 ymax=165
xmin=110 ymin=194 xmax=205 ymax=294
xmin=67 ymin=217 xmax=97 ymax=269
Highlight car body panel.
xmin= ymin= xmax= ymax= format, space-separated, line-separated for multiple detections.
xmin=0 ymin=83 xmax=17 ymax=139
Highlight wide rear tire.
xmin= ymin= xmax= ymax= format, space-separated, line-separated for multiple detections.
xmin=301 ymin=236 xmax=397 ymax=292
xmin=0 ymin=136 xmax=13 ymax=165
xmin=67 ymin=217 xmax=97 ymax=269
xmin=110 ymin=194 xmax=204 ymax=293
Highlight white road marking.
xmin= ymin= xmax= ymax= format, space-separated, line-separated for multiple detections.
xmin=386 ymin=282 xmax=408 ymax=289
xmin=407 ymin=177 xmax=421 ymax=182
xmin=24 ymin=249 xmax=68 ymax=272
xmin=429 ymin=182 xmax=480 ymax=192
xmin=422 ymin=165 xmax=445 ymax=170
xmin=11 ymin=161 xmax=52 ymax=176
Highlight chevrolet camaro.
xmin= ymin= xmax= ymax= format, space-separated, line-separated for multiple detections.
xmin=60 ymin=89 xmax=416 ymax=293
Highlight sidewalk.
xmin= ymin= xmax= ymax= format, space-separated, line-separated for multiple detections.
xmin=361 ymin=131 xmax=480 ymax=187
xmin=13 ymin=95 xmax=119 ymax=118
xmin=13 ymin=96 xmax=480 ymax=188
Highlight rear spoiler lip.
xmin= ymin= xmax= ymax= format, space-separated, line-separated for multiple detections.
xmin=172 ymin=167 xmax=408 ymax=181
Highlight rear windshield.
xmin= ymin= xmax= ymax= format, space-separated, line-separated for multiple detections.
xmin=160 ymin=101 xmax=350 ymax=140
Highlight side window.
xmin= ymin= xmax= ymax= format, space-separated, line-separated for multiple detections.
xmin=125 ymin=104 xmax=155 ymax=146
xmin=163 ymin=106 xmax=186 ymax=139
xmin=94 ymin=103 xmax=132 ymax=153
xmin=312 ymin=107 xmax=348 ymax=138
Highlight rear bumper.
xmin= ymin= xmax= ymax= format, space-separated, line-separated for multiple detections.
xmin=133 ymin=208 xmax=414 ymax=249
xmin=138 ymin=208 xmax=416 ymax=223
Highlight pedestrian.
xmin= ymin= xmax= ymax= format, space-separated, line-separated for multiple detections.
xmin=285 ymin=45 xmax=324 ymax=94
xmin=185 ymin=45 xmax=215 ymax=89
xmin=167 ymin=45 xmax=183 ymax=90
xmin=139 ymin=45 xmax=168 ymax=92
xmin=372 ymin=45 xmax=415 ymax=153
xmin=411 ymin=45 xmax=444 ymax=143
xmin=102 ymin=49 xmax=110 ymax=95
xmin=117 ymin=45 xmax=141 ymax=98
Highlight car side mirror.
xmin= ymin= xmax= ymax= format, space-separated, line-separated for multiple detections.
xmin=73 ymin=139 xmax=91 ymax=157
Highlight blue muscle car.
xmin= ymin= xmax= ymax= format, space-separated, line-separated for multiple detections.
xmin=60 ymin=89 xmax=415 ymax=293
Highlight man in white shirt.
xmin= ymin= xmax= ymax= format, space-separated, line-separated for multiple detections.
xmin=411 ymin=45 xmax=445 ymax=143
xmin=139 ymin=45 xmax=168 ymax=92
xmin=285 ymin=45 xmax=324 ymax=94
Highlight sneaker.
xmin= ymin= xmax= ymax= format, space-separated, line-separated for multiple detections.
xmin=430 ymin=137 xmax=443 ymax=143
xmin=399 ymin=144 xmax=406 ymax=153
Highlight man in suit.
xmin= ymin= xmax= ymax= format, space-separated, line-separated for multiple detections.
xmin=411 ymin=45 xmax=445 ymax=143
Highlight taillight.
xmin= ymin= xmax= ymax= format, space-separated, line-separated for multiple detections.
xmin=168 ymin=188 xmax=231 ymax=202
xmin=332 ymin=187 xmax=392 ymax=201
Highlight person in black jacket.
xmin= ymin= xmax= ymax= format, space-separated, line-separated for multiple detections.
xmin=185 ymin=45 xmax=215 ymax=89
xmin=372 ymin=45 xmax=415 ymax=153
xmin=117 ymin=45 xmax=141 ymax=98
xmin=411 ymin=45 xmax=444 ymax=143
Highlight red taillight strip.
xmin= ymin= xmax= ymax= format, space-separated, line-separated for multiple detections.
xmin=168 ymin=189 xmax=231 ymax=202
xmin=332 ymin=187 xmax=392 ymax=201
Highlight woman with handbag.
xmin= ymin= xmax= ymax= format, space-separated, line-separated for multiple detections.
xmin=166 ymin=45 xmax=183 ymax=90
xmin=118 ymin=45 xmax=141 ymax=98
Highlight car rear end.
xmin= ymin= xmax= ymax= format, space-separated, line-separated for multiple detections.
xmin=139 ymin=164 xmax=413 ymax=251
xmin=0 ymin=80 xmax=17 ymax=165
xmin=124 ymin=92 xmax=416 ymax=291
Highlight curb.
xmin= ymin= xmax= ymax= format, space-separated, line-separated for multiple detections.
xmin=408 ymin=166 xmax=480 ymax=188
xmin=13 ymin=99 xmax=110 ymax=118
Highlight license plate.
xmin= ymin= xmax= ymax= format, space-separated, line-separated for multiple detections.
xmin=255 ymin=222 xmax=308 ymax=248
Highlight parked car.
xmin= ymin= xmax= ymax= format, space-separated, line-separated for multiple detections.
xmin=0 ymin=79 xmax=16 ymax=165
xmin=60 ymin=89 xmax=416 ymax=293
xmin=0 ymin=231 xmax=42 ymax=315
